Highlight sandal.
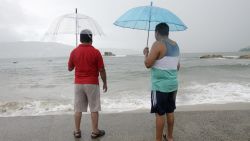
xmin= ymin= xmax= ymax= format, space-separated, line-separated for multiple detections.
xmin=73 ymin=130 xmax=81 ymax=138
xmin=91 ymin=129 xmax=105 ymax=139
xmin=163 ymin=134 xmax=168 ymax=141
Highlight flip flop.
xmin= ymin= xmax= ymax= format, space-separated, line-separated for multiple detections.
xmin=73 ymin=130 xmax=81 ymax=138
xmin=91 ymin=129 xmax=105 ymax=139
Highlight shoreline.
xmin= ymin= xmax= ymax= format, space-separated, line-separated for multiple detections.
xmin=1 ymin=102 xmax=250 ymax=117
xmin=119 ymin=102 xmax=250 ymax=114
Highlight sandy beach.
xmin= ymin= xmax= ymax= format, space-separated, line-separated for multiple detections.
xmin=0 ymin=103 xmax=249 ymax=141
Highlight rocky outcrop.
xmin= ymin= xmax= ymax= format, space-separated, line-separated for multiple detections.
xmin=200 ymin=54 xmax=223 ymax=59
xmin=239 ymin=55 xmax=250 ymax=59
xmin=104 ymin=52 xmax=115 ymax=56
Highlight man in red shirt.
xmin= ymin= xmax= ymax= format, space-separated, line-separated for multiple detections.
xmin=68 ymin=29 xmax=107 ymax=139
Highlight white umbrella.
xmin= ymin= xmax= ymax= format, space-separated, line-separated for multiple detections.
xmin=43 ymin=8 xmax=104 ymax=46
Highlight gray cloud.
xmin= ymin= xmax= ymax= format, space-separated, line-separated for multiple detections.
xmin=0 ymin=0 xmax=25 ymax=41
xmin=0 ymin=0 xmax=43 ymax=42
xmin=1 ymin=0 xmax=250 ymax=52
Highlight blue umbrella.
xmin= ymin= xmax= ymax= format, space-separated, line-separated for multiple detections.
xmin=114 ymin=2 xmax=187 ymax=46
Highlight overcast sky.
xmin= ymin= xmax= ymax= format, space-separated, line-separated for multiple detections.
xmin=0 ymin=0 xmax=250 ymax=52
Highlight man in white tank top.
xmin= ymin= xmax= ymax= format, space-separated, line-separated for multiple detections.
xmin=143 ymin=23 xmax=180 ymax=141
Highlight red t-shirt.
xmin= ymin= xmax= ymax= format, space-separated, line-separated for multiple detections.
xmin=68 ymin=44 xmax=104 ymax=84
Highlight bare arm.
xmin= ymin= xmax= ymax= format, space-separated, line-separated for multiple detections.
xmin=68 ymin=50 xmax=75 ymax=71
xmin=144 ymin=41 xmax=163 ymax=68
xmin=68 ymin=60 xmax=75 ymax=71
xmin=99 ymin=67 xmax=107 ymax=92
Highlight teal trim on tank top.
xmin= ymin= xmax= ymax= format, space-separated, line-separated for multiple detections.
xmin=151 ymin=67 xmax=178 ymax=93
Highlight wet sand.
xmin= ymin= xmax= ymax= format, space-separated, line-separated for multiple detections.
xmin=0 ymin=103 xmax=250 ymax=141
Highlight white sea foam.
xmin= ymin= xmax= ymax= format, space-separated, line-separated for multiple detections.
xmin=0 ymin=90 xmax=151 ymax=117
xmin=0 ymin=101 xmax=73 ymax=117
xmin=1 ymin=82 xmax=249 ymax=117
xmin=101 ymin=90 xmax=150 ymax=113
xmin=223 ymin=56 xmax=239 ymax=59
xmin=178 ymin=82 xmax=250 ymax=105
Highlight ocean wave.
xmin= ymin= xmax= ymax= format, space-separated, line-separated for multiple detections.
xmin=0 ymin=90 xmax=151 ymax=117
xmin=223 ymin=56 xmax=239 ymax=59
xmin=178 ymin=82 xmax=250 ymax=105
xmin=1 ymin=82 xmax=250 ymax=117
xmin=101 ymin=90 xmax=150 ymax=113
xmin=0 ymin=101 xmax=73 ymax=117
xmin=182 ymin=63 xmax=250 ymax=69
xmin=104 ymin=55 xmax=127 ymax=57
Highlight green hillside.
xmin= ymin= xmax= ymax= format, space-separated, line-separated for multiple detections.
xmin=239 ymin=46 xmax=250 ymax=52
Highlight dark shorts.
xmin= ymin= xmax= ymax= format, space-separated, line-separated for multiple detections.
xmin=151 ymin=90 xmax=177 ymax=115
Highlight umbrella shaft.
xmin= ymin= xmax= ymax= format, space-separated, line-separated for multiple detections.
xmin=75 ymin=8 xmax=78 ymax=47
xmin=146 ymin=2 xmax=153 ymax=47
xmin=146 ymin=29 xmax=150 ymax=47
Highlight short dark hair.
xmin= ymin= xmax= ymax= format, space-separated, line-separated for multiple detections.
xmin=155 ymin=23 xmax=169 ymax=36
xmin=80 ymin=34 xmax=92 ymax=43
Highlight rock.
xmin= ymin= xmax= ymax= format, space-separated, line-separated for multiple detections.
xmin=0 ymin=109 xmax=7 ymax=113
xmin=200 ymin=54 xmax=223 ymax=59
xmin=239 ymin=55 xmax=250 ymax=59
xmin=104 ymin=52 xmax=115 ymax=56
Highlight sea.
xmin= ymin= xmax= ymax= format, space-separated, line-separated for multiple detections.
xmin=0 ymin=52 xmax=250 ymax=117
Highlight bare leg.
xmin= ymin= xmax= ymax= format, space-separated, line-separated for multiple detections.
xmin=91 ymin=112 xmax=99 ymax=133
xmin=156 ymin=114 xmax=165 ymax=141
xmin=166 ymin=112 xmax=174 ymax=141
xmin=75 ymin=112 xmax=82 ymax=132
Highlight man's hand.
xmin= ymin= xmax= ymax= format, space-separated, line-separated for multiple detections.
xmin=143 ymin=47 xmax=149 ymax=56
xmin=103 ymin=83 xmax=107 ymax=93
xmin=68 ymin=67 xmax=74 ymax=72
xmin=99 ymin=67 xmax=107 ymax=93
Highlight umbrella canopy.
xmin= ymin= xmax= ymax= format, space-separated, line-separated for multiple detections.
xmin=43 ymin=9 xmax=104 ymax=46
xmin=114 ymin=2 xmax=187 ymax=46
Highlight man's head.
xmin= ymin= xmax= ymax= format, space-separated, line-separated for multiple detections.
xmin=80 ymin=29 xmax=93 ymax=43
xmin=155 ymin=23 xmax=169 ymax=40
